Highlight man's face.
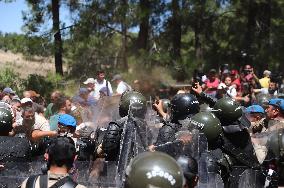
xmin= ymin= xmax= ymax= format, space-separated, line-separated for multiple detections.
xmin=65 ymin=100 xmax=72 ymax=113
xmin=97 ymin=73 xmax=105 ymax=81
xmin=51 ymin=93 xmax=59 ymax=103
xmin=12 ymin=102 xmax=21 ymax=113
xmin=269 ymin=82 xmax=276 ymax=90
xmin=87 ymin=83 xmax=95 ymax=89
xmin=265 ymin=105 xmax=279 ymax=120
xmin=22 ymin=111 xmax=35 ymax=126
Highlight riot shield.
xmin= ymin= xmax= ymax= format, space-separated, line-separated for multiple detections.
xmin=238 ymin=169 xmax=265 ymax=188
xmin=177 ymin=120 xmax=224 ymax=188
xmin=0 ymin=161 xmax=43 ymax=187
xmin=74 ymin=96 xmax=120 ymax=137
xmin=92 ymin=96 xmax=121 ymax=129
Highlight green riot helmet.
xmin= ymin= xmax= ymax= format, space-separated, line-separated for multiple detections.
xmin=161 ymin=99 xmax=170 ymax=113
xmin=267 ymin=129 xmax=284 ymax=160
xmin=189 ymin=112 xmax=222 ymax=142
xmin=119 ymin=91 xmax=147 ymax=118
xmin=199 ymin=103 xmax=211 ymax=112
xmin=125 ymin=151 xmax=184 ymax=188
xmin=213 ymin=96 xmax=242 ymax=123
xmin=256 ymin=93 xmax=271 ymax=108
xmin=0 ymin=104 xmax=13 ymax=135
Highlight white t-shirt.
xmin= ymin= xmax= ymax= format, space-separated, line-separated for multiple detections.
xmin=260 ymin=88 xmax=278 ymax=96
xmin=116 ymin=81 xmax=132 ymax=94
xmin=94 ymin=79 xmax=113 ymax=100
xmin=218 ymin=83 xmax=237 ymax=97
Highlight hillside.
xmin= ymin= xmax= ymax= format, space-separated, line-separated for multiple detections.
xmin=0 ymin=50 xmax=56 ymax=78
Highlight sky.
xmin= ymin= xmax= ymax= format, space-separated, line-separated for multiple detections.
xmin=0 ymin=0 xmax=71 ymax=34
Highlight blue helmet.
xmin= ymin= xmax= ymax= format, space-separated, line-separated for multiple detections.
xmin=58 ymin=114 xmax=77 ymax=127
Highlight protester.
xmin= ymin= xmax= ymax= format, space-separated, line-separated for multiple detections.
xmin=94 ymin=70 xmax=113 ymax=100
xmin=112 ymin=74 xmax=132 ymax=95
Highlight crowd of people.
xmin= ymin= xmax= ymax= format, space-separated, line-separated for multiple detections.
xmin=0 ymin=65 xmax=283 ymax=188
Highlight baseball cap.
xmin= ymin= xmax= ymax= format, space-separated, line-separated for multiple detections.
xmin=83 ymin=78 xmax=96 ymax=84
xmin=58 ymin=114 xmax=77 ymax=127
xmin=111 ymin=74 xmax=122 ymax=81
xmin=3 ymin=87 xmax=16 ymax=94
xmin=20 ymin=98 xmax=33 ymax=104
xmin=245 ymin=105 xmax=265 ymax=114
xmin=79 ymin=88 xmax=89 ymax=95
xmin=268 ymin=98 xmax=284 ymax=111
xmin=263 ymin=70 xmax=271 ymax=76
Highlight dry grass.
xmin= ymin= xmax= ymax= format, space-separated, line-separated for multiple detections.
xmin=0 ymin=50 xmax=57 ymax=78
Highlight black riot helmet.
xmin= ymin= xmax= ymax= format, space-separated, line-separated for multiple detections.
xmin=176 ymin=155 xmax=198 ymax=185
xmin=119 ymin=91 xmax=147 ymax=118
xmin=125 ymin=151 xmax=184 ymax=188
xmin=170 ymin=93 xmax=199 ymax=122
xmin=189 ymin=112 xmax=222 ymax=143
xmin=213 ymin=96 xmax=242 ymax=124
xmin=0 ymin=102 xmax=13 ymax=136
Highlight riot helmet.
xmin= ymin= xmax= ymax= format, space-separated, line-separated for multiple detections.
xmin=199 ymin=103 xmax=211 ymax=112
xmin=170 ymin=93 xmax=199 ymax=122
xmin=125 ymin=151 xmax=184 ymax=188
xmin=119 ymin=91 xmax=147 ymax=119
xmin=213 ymin=96 xmax=242 ymax=123
xmin=189 ymin=112 xmax=222 ymax=142
xmin=256 ymin=93 xmax=271 ymax=108
xmin=0 ymin=102 xmax=13 ymax=136
xmin=267 ymin=129 xmax=284 ymax=160
xmin=176 ymin=155 xmax=198 ymax=187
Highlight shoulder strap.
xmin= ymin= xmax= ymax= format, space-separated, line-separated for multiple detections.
xmin=39 ymin=174 xmax=48 ymax=188
xmin=106 ymin=80 xmax=110 ymax=96
xmin=26 ymin=175 xmax=39 ymax=188
xmin=49 ymin=176 xmax=78 ymax=188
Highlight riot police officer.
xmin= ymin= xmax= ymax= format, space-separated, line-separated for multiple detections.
xmin=101 ymin=91 xmax=149 ymax=161
xmin=151 ymin=93 xmax=200 ymax=158
xmin=192 ymin=83 xmax=261 ymax=188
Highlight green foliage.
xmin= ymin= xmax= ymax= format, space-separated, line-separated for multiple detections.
xmin=0 ymin=68 xmax=23 ymax=93
xmin=0 ymin=33 xmax=52 ymax=57
xmin=22 ymin=74 xmax=54 ymax=99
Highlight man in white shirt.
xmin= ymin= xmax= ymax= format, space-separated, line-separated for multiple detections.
xmin=94 ymin=70 xmax=113 ymax=100
xmin=112 ymin=74 xmax=132 ymax=95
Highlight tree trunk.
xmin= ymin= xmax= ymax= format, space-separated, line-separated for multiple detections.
xmin=244 ymin=0 xmax=257 ymax=67
xmin=51 ymin=0 xmax=63 ymax=75
xmin=136 ymin=0 xmax=150 ymax=51
xmin=120 ymin=0 xmax=128 ymax=70
xmin=171 ymin=0 xmax=181 ymax=60
xmin=194 ymin=1 xmax=205 ymax=68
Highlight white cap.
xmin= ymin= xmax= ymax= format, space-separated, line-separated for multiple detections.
xmin=83 ymin=78 xmax=96 ymax=84
xmin=20 ymin=98 xmax=33 ymax=104
xmin=263 ymin=70 xmax=271 ymax=76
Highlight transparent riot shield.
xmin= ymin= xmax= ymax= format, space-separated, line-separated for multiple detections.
xmin=74 ymin=160 xmax=121 ymax=188
xmin=178 ymin=119 xmax=224 ymax=188
xmin=74 ymin=96 xmax=120 ymax=137
xmin=92 ymin=96 xmax=121 ymax=129
xmin=238 ymin=169 xmax=265 ymax=188
xmin=144 ymin=105 xmax=163 ymax=145
xmin=0 ymin=161 xmax=43 ymax=187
